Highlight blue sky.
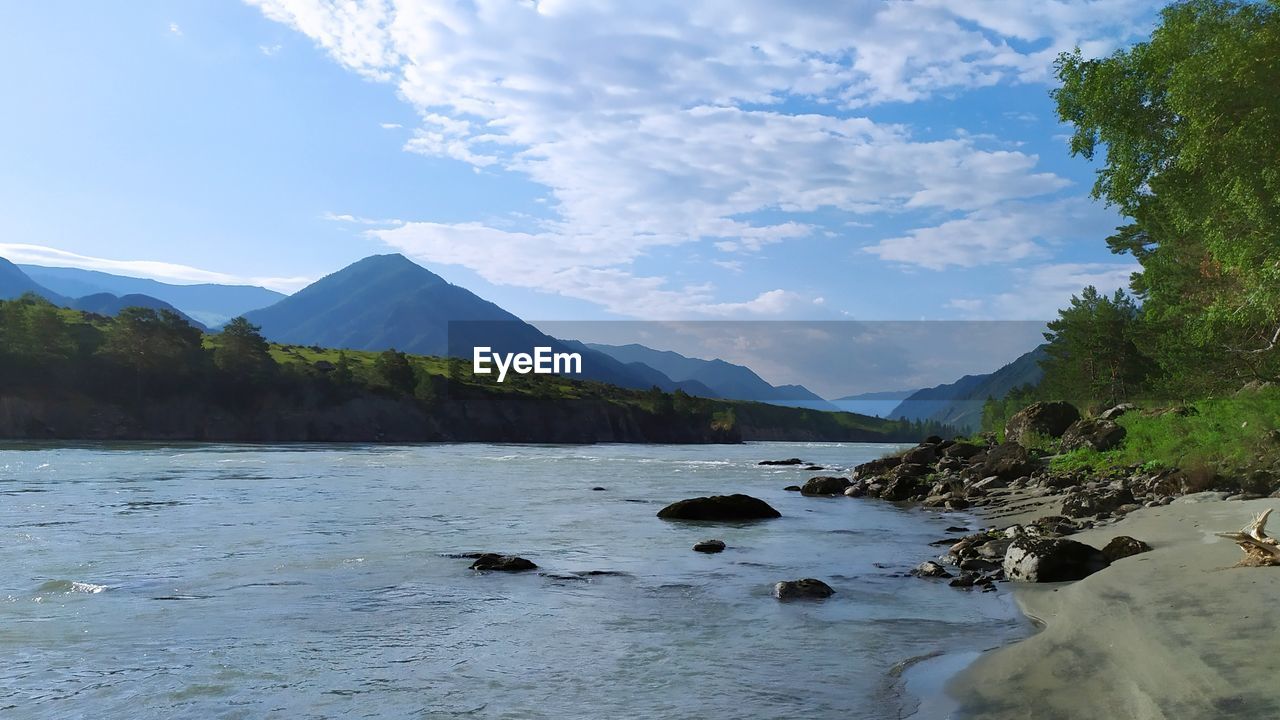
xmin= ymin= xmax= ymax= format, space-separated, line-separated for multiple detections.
xmin=0 ymin=1 xmax=1161 ymax=323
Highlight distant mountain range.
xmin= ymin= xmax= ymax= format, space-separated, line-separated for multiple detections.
xmin=887 ymin=345 xmax=1047 ymax=432
xmin=830 ymin=389 xmax=919 ymax=418
xmin=1 ymin=257 xmax=206 ymax=329
xmin=586 ymin=342 xmax=836 ymax=410
xmin=0 ymin=257 xmax=57 ymax=301
xmin=20 ymin=264 xmax=284 ymax=327
xmin=3 ymin=252 xmax=1048 ymax=419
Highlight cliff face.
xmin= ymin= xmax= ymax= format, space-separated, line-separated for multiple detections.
xmin=0 ymin=392 xmax=741 ymax=444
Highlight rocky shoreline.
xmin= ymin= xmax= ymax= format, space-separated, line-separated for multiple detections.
xmin=756 ymin=398 xmax=1280 ymax=716
xmin=813 ymin=400 xmax=1280 ymax=718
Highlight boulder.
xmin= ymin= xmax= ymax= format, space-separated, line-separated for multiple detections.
xmin=470 ymin=554 xmax=538 ymax=572
xmin=657 ymin=494 xmax=782 ymax=521
xmin=773 ymin=578 xmax=835 ymax=600
xmin=693 ymin=539 xmax=727 ymax=553
xmin=1060 ymin=488 xmax=1135 ymax=518
xmin=974 ymin=442 xmax=1034 ymax=481
xmin=942 ymin=441 xmax=985 ymax=460
xmin=852 ymin=455 xmax=902 ymax=479
xmin=844 ymin=481 xmax=869 ymax=498
xmin=1101 ymin=536 xmax=1151 ymax=562
xmin=759 ymin=458 xmax=804 ymax=466
xmin=1002 ymin=537 xmax=1109 ymax=582
xmin=783 ymin=485 xmax=802 ymax=492
xmin=975 ymin=538 xmax=1012 ymax=559
xmin=880 ymin=471 xmax=926 ymax=501
xmin=901 ymin=444 xmax=939 ymax=465
xmin=893 ymin=462 xmax=930 ymax=478
xmin=972 ymin=476 xmax=1008 ymax=492
xmin=1060 ymin=418 xmax=1127 ymax=452
xmin=801 ymin=476 xmax=853 ymax=496
xmin=1005 ymin=401 xmax=1081 ymax=445
xmin=912 ymin=561 xmax=953 ymax=578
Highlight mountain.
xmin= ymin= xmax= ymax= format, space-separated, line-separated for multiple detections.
xmin=242 ymin=254 xmax=689 ymax=391
xmin=888 ymin=345 xmax=1048 ymax=432
xmin=831 ymin=389 xmax=920 ymax=418
xmin=69 ymin=293 xmax=207 ymax=330
xmin=19 ymin=264 xmax=285 ymax=327
xmin=586 ymin=342 xmax=837 ymax=410
xmin=0 ymin=257 xmax=64 ymax=302
xmin=1 ymin=257 xmax=207 ymax=328
xmin=553 ymin=339 xmax=721 ymax=396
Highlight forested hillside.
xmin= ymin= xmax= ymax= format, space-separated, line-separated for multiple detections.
xmin=0 ymin=294 xmax=947 ymax=443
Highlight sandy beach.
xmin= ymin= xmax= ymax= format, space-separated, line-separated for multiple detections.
xmin=948 ymin=496 xmax=1280 ymax=719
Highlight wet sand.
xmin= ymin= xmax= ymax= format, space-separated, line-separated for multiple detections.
xmin=949 ymin=497 xmax=1280 ymax=719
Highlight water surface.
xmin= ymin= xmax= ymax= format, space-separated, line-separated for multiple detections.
xmin=0 ymin=442 xmax=1023 ymax=718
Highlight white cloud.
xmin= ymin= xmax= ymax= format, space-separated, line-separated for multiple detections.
xmin=949 ymin=261 xmax=1139 ymax=320
xmin=247 ymin=0 xmax=1154 ymax=317
xmin=321 ymin=211 xmax=401 ymax=226
xmin=863 ymin=198 xmax=1122 ymax=270
xmin=168 ymin=22 xmax=183 ymax=37
xmin=0 ymin=243 xmax=312 ymax=293
xmin=259 ymin=43 xmax=283 ymax=56
xmin=379 ymin=122 xmax=402 ymax=129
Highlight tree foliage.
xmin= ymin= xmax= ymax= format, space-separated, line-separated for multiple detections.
xmin=374 ymin=348 xmax=415 ymax=394
xmin=1039 ymin=287 xmax=1150 ymax=410
xmin=214 ymin=317 xmax=276 ymax=381
xmin=1054 ymin=0 xmax=1280 ymax=389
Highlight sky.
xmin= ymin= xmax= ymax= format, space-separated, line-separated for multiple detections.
xmin=0 ymin=0 xmax=1162 ymax=325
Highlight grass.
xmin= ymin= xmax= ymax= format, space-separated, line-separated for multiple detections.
xmin=1048 ymin=385 xmax=1280 ymax=475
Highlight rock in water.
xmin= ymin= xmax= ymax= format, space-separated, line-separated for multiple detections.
xmin=1004 ymin=401 xmax=1081 ymax=445
xmin=912 ymin=561 xmax=953 ymax=578
xmin=1101 ymin=535 xmax=1152 ymax=562
xmin=693 ymin=539 xmax=727 ymax=553
xmin=773 ymin=578 xmax=835 ymax=600
xmin=783 ymin=485 xmax=802 ymax=492
xmin=470 ymin=554 xmax=538 ymax=572
xmin=800 ymin=476 xmax=852 ymax=496
xmin=656 ymin=494 xmax=782 ymax=521
xmin=759 ymin=458 xmax=804 ymax=466
xmin=1060 ymin=418 xmax=1127 ymax=452
xmin=1002 ymin=537 xmax=1108 ymax=582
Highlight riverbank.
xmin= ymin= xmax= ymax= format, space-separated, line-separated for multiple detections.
xmin=947 ymin=493 xmax=1280 ymax=719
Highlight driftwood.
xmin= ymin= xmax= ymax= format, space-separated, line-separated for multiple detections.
xmin=1217 ymin=509 xmax=1280 ymax=567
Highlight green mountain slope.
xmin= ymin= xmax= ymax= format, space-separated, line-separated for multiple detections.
xmin=889 ymin=346 xmax=1047 ymax=432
